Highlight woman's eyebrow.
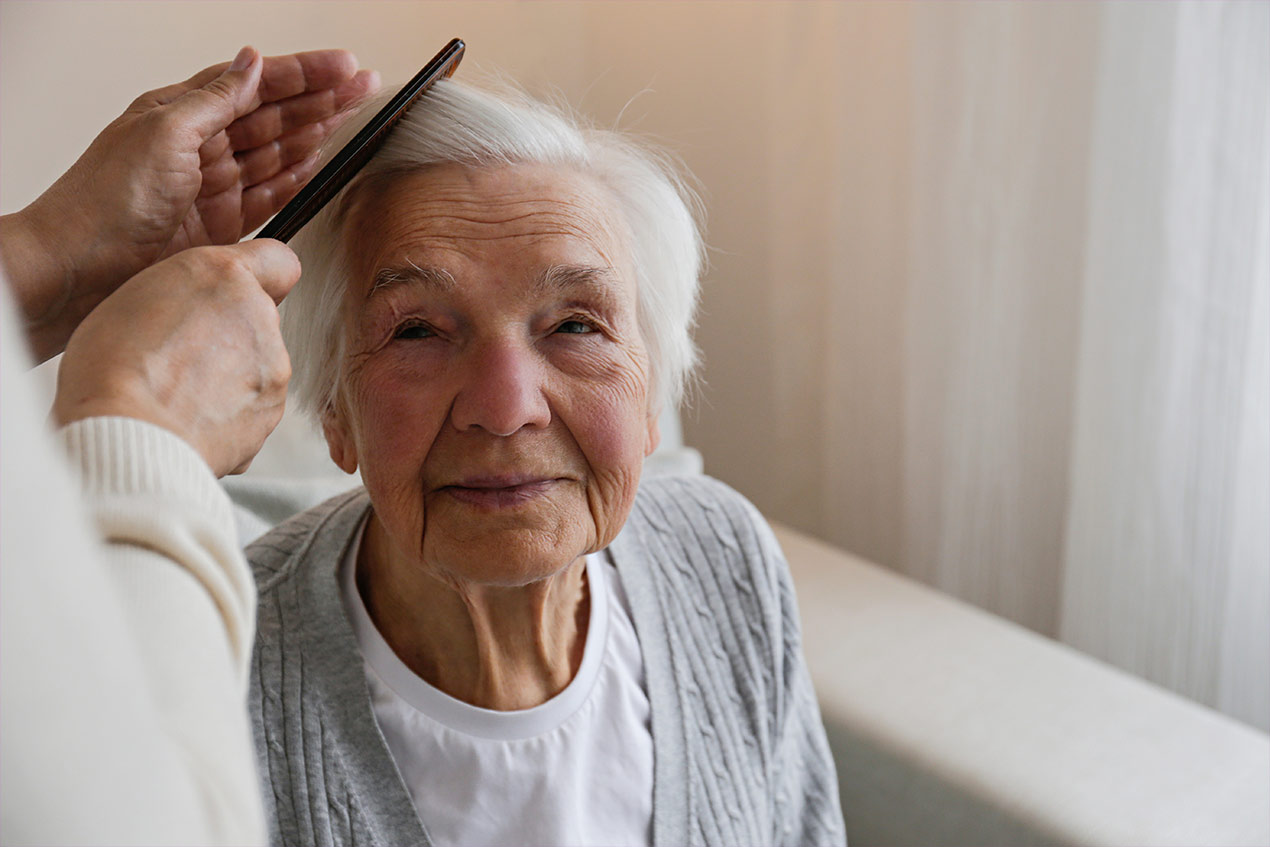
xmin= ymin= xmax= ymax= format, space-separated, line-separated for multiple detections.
xmin=363 ymin=262 xmax=621 ymax=307
xmin=535 ymin=264 xmax=621 ymax=307
xmin=365 ymin=263 xmax=457 ymax=302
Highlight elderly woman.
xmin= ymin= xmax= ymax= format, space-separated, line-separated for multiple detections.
xmin=247 ymin=79 xmax=845 ymax=847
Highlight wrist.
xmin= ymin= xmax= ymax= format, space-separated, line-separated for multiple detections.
xmin=1 ymin=194 xmax=127 ymax=363
xmin=0 ymin=204 xmax=74 ymax=319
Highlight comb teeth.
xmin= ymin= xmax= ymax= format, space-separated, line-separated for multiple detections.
xmin=256 ymin=38 xmax=465 ymax=244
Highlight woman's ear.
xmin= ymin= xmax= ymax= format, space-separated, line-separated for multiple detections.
xmin=644 ymin=412 xmax=661 ymax=458
xmin=321 ymin=401 xmax=359 ymax=475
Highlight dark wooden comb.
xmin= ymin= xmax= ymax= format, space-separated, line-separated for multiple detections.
xmin=255 ymin=37 xmax=465 ymax=243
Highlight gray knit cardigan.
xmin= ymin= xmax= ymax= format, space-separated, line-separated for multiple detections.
xmin=246 ymin=474 xmax=846 ymax=846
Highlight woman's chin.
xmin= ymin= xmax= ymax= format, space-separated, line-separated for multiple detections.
xmin=421 ymin=517 xmax=591 ymax=588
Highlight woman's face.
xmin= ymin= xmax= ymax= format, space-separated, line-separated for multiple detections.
xmin=325 ymin=162 xmax=659 ymax=587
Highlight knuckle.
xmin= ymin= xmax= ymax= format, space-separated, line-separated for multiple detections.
xmin=172 ymin=247 xmax=267 ymax=307
xmin=185 ymin=246 xmax=245 ymax=282
xmin=199 ymin=78 xmax=237 ymax=105
xmin=268 ymin=399 xmax=287 ymax=430
xmin=159 ymin=248 xmax=209 ymax=284
xmin=264 ymin=347 xmax=292 ymax=393
xmin=274 ymin=353 xmax=294 ymax=387
xmin=148 ymin=105 xmax=189 ymax=138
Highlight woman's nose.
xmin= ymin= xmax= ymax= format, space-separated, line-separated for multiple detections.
xmin=449 ymin=340 xmax=551 ymax=436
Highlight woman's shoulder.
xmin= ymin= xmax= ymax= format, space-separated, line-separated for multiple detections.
xmin=624 ymin=473 xmax=788 ymax=613
xmin=633 ymin=472 xmax=763 ymax=519
xmin=630 ymin=473 xmax=777 ymax=555
xmin=245 ymin=486 xmax=370 ymax=596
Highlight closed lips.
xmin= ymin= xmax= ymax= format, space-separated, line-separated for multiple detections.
xmin=446 ymin=475 xmax=562 ymax=489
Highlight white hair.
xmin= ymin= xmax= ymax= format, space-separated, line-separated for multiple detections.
xmin=281 ymin=79 xmax=704 ymax=419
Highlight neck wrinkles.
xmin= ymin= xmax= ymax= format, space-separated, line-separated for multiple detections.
xmin=357 ymin=512 xmax=590 ymax=711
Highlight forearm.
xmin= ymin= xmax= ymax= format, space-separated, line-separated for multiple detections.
xmin=0 ymin=200 xmax=108 ymax=363
xmin=58 ymin=417 xmax=258 ymax=674
xmin=58 ymin=416 xmax=265 ymax=842
xmin=2 ymin=287 xmax=265 ymax=843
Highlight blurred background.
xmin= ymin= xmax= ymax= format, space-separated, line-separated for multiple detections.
xmin=2 ymin=1 xmax=1266 ymax=734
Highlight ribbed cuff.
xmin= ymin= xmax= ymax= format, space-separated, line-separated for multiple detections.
xmin=56 ymin=415 xmax=254 ymax=676
xmin=56 ymin=416 xmax=233 ymax=531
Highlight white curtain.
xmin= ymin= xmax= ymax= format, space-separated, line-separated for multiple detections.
xmin=719 ymin=1 xmax=1269 ymax=731
xmin=1057 ymin=2 xmax=1270 ymax=729
xmin=902 ymin=1 xmax=1266 ymax=729
xmin=899 ymin=0 xmax=1270 ymax=730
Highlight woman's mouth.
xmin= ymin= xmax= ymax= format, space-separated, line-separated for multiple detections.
xmin=439 ymin=477 xmax=561 ymax=509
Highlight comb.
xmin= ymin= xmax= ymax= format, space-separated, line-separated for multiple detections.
xmin=255 ymin=37 xmax=465 ymax=243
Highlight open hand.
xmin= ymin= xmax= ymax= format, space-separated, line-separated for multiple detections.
xmin=7 ymin=46 xmax=378 ymax=360
xmin=125 ymin=47 xmax=380 ymax=258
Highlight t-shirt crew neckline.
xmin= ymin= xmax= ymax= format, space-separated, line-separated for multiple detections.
xmin=340 ymin=515 xmax=611 ymax=742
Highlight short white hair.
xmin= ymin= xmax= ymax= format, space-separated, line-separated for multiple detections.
xmin=281 ymin=79 xmax=704 ymax=419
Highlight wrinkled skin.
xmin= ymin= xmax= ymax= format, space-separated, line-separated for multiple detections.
xmin=53 ymin=241 xmax=300 ymax=476
xmin=324 ymin=163 xmax=659 ymax=708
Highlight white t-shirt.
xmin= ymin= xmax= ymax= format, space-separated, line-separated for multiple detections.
xmin=339 ymin=518 xmax=654 ymax=847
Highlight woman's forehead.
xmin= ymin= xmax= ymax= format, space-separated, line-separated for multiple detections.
xmin=343 ymin=162 xmax=633 ymax=277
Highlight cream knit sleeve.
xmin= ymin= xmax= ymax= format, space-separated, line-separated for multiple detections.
xmin=54 ymin=416 xmax=267 ymax=845
xmin=59 ymin=417 xmax=257 ymax=681
xmin=0 ymin=284 xmax=264 ymax=845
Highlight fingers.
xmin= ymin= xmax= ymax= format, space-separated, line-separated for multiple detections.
xmin=162 ymin=46 xmax=265 ymax=144
xmin=190 ymin=144 xmax=323 ymax=237
xmin=256 ymin=49 xmax=360 ymax=104
xmin=194 ymin=62 xmax=378 ymax=211
xmin=199 ymin=130 xmax=232 ymax=167
xmin=237 ymin=153 xmax=322 ymax=233
xmin=137 ymin=48 xmax=359 ymax=110
xmin=199 ymin=121 xmax=324 ymax=197
xmin=217 ymin=67 xmax=377 ymax=192
xmin=223 ymin=239 xmax=302 ymax=305
xmin=232 ymin=122 xmax=326 ymax=188
xmin=225 ymin=68 xmax=380 ymax=150
xmin=198 ymin=67 xmax=373 ymax=185
xmin=146 ymin=47 xmax=367 ymax=148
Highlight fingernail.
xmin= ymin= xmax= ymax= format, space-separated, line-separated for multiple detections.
xmin=229 ymin=45 xmax=255 ymax=72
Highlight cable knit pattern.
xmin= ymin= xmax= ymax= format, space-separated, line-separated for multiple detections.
xmin=246 ymin=475 xmax=846 ymax=847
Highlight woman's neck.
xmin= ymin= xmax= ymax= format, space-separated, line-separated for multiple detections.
xmin=357 ymin=513 xmax=590 ymax=711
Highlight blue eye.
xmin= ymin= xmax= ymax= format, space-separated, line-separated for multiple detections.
xmin=395 ymin=323 xmax=435 ymax=340
xmin=556 ymin=320 xmax=595 ymax=334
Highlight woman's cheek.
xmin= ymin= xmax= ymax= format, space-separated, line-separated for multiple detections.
xmin=574 ymin=399 xmax=648 ymax=523
xmin=563 ymin=341 xmax=652 ymax=465
xmin=354 ymin=362 xmax=447 ymax=461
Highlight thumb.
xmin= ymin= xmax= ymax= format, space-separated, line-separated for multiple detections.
xmin=163 ymin=46 xmax=263 ymax=144
xmin=230 ymin=238 xmax=302 ymax=305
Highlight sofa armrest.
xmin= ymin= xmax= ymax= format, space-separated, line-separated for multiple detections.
xmin=774 ymin=521 xmax=1270 ymax=847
